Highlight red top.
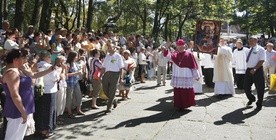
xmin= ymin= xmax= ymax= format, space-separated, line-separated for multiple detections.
xmin=164 ymin=50 xmax=198 ymax=69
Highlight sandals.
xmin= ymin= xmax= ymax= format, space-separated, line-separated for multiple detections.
xmin=91 ymin=106 xmax=100 ymax=109
xmin=77 ymin=111 xmax=85 ymax=115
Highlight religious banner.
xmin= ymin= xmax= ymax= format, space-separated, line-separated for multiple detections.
xmin=194 ymin=20 xmax=221 ymax=54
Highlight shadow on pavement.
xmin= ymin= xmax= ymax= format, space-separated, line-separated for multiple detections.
xmin=202 ymin=85 xmax=214 ymax=93
xmin=165 ymin=89 xmax=173 ymax=94
xmin=23 ymin=99 xmax=107 ymax=140
xmin=213 ymin=106 xmax=260 ymax=125
xmin=134 ymin=85 xmax=159 ymax=91
xmin=263 ymin=95 xmax=276 ymax=107
xmin=196 ymin=95 xmax=232 ymax=107
xmin=108 ymin=96 xmax=191 ymax=129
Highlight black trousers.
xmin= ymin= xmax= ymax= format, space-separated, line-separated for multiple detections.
xmin=235 ymin=74 xmax=245 ymax=89
xmin=243 ymin=67 xmax=265 ymax=107
xmin=204 ymin=68 xmax=214 ymax=88
xmin=0 ymin=91 xmax=7 ymax=135
xmin=78 ymin=80 xmax=88 ymax=95
xmin=34 ymin=93 xmax=57 ymax=132
xmin=233 ymin=68 xmax=236 ymax=84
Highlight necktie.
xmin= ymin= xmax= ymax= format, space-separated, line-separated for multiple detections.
xmin=246 ymin=47 xmax=254 ymax=62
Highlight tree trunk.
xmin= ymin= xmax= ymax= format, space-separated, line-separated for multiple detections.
xmin=169 ymin=20 xmax=172 ymax=41
xmin=0 ymin=0 xmax=3 ymax=28
xmin=164 ymin=14 xmax=169 ymax=41
xmin=39 ymin=0 xmax=52 ymax=32
xmin=59 ymin=0 xmax=69 ymax=29
xmin=31 ymin=0 xmax=42 ymax=28
xmin=177 ymin=15 xmax=182 ymax=39
xmin=14 ymin=0 xmax=25 ymax=32
xmin=152 ymin=0 xmax=161 ymax=48
xmin=77 ymin=0 xmax=81 ymax=28
xmin=82 ymin=0 xmax=86 ymax=27
xmin=86 ymin=0 xmax=94 ymax=32
xmin=54 ymin=3 xmax=60 ymax=28
xmin=269 ymin=23 xmax=275 ymax=37
xmin=142 ymin=3 xmax=147 ymax=36
xmin=3 ymin=0 xmax=8 ymax=20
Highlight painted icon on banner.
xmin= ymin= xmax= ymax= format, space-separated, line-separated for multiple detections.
xmin=194 ymin=20 xmax=221 ymax=54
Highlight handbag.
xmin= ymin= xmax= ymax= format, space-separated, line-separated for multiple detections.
xmin=34 ymin=77 xmax=44 ymax=99
xmin=90 ymin=58 xmax=101 ymax=80
xmin=124 ymin=73 xmax=132 ymax=87
xmin=270 ymin=74 xmax=276 ymax=91
xmin=99 ymin=88 xmax=108 ymax=100
xmin=93 ymin=68 xmax=101 ymax=80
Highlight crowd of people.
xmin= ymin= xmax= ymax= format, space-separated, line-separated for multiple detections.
xmin=0 ymin=19 xmax=274 ymax=139
xmin=0 ymin=20 xmax=170 ymax=139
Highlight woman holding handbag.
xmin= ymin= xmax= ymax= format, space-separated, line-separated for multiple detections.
xmin=89 ymin=49 xmax=103 ymax=109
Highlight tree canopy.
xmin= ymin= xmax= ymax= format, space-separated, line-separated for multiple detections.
xmin=0 ymin=0 xmax=275 ymax=41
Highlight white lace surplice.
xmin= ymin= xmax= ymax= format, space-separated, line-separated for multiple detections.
xmin=171 ymin=63 xmax=200 ymax=89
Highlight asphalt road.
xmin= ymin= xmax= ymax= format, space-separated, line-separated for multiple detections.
xmin=1 ymin=79 xmax=276 ymax=140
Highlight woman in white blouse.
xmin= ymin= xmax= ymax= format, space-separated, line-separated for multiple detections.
xmin=34 ymin=51 xmax=60 ymax=138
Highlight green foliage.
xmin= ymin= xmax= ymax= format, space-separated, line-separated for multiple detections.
xmin=2 ymin=0 xmax=275 ymax=37
xmin=233 ymin=0 xmax=276 ymax=36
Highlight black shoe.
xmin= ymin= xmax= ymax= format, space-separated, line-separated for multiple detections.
xmin=113 ymin=99 xmax=118 ymax=108
xmin=255 ymin=106 xmax=262 ymax=111
xmin=246 ymin=101 xmax=253 ymax=106
xmin=246 ymin=100 xmax=255 ymax=106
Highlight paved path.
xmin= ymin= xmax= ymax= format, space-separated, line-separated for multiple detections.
xmin=1 ymin=79 xmax=276 ymax=140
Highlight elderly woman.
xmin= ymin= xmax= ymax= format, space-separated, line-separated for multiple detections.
xmin=138 ymin=47 xmax=147 ymax=83
xmin=34 ymin=51 xmax=60 ymax=138
xmin=118 ymin=50 xmax=136 ymax=100
xmin=55 ymin=56 xmax=67 ymax=117
xmin=1 ymin=49 xmax=54 ymax=140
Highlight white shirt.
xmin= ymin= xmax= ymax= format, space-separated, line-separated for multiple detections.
xmin=95 ymin=43 xmax=101 ymax=50
xmin=157 ymin=51 xmax=168 ymax=67
xmin=246 ymin=45 xmax=265 ymax=68
xmin=37 ymin=61 xmax=59 ymax=93
xmin=138 ymin=52 xmax=147 ymax=65
xmin=103 ymin=52 xmax=124 ymax=72
xmin=4 ymin=39 xmax=19 ymax=50
xmin=264 ymin=50 xmax=276 ymax=67
xmin=146 ymin=52 xmax=153 ymax=63
xmin=123 ymin=57 xmax=136 ymax=70
xmin=73 ymin=42 xmax=82 ymax=52
xmin=120 ymin=37 xmax=127 ymax=46
xmin=233 ymin=47 xmax=249 ymax=74
xmin=201 ymin=53 xmax=214 ymax=68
